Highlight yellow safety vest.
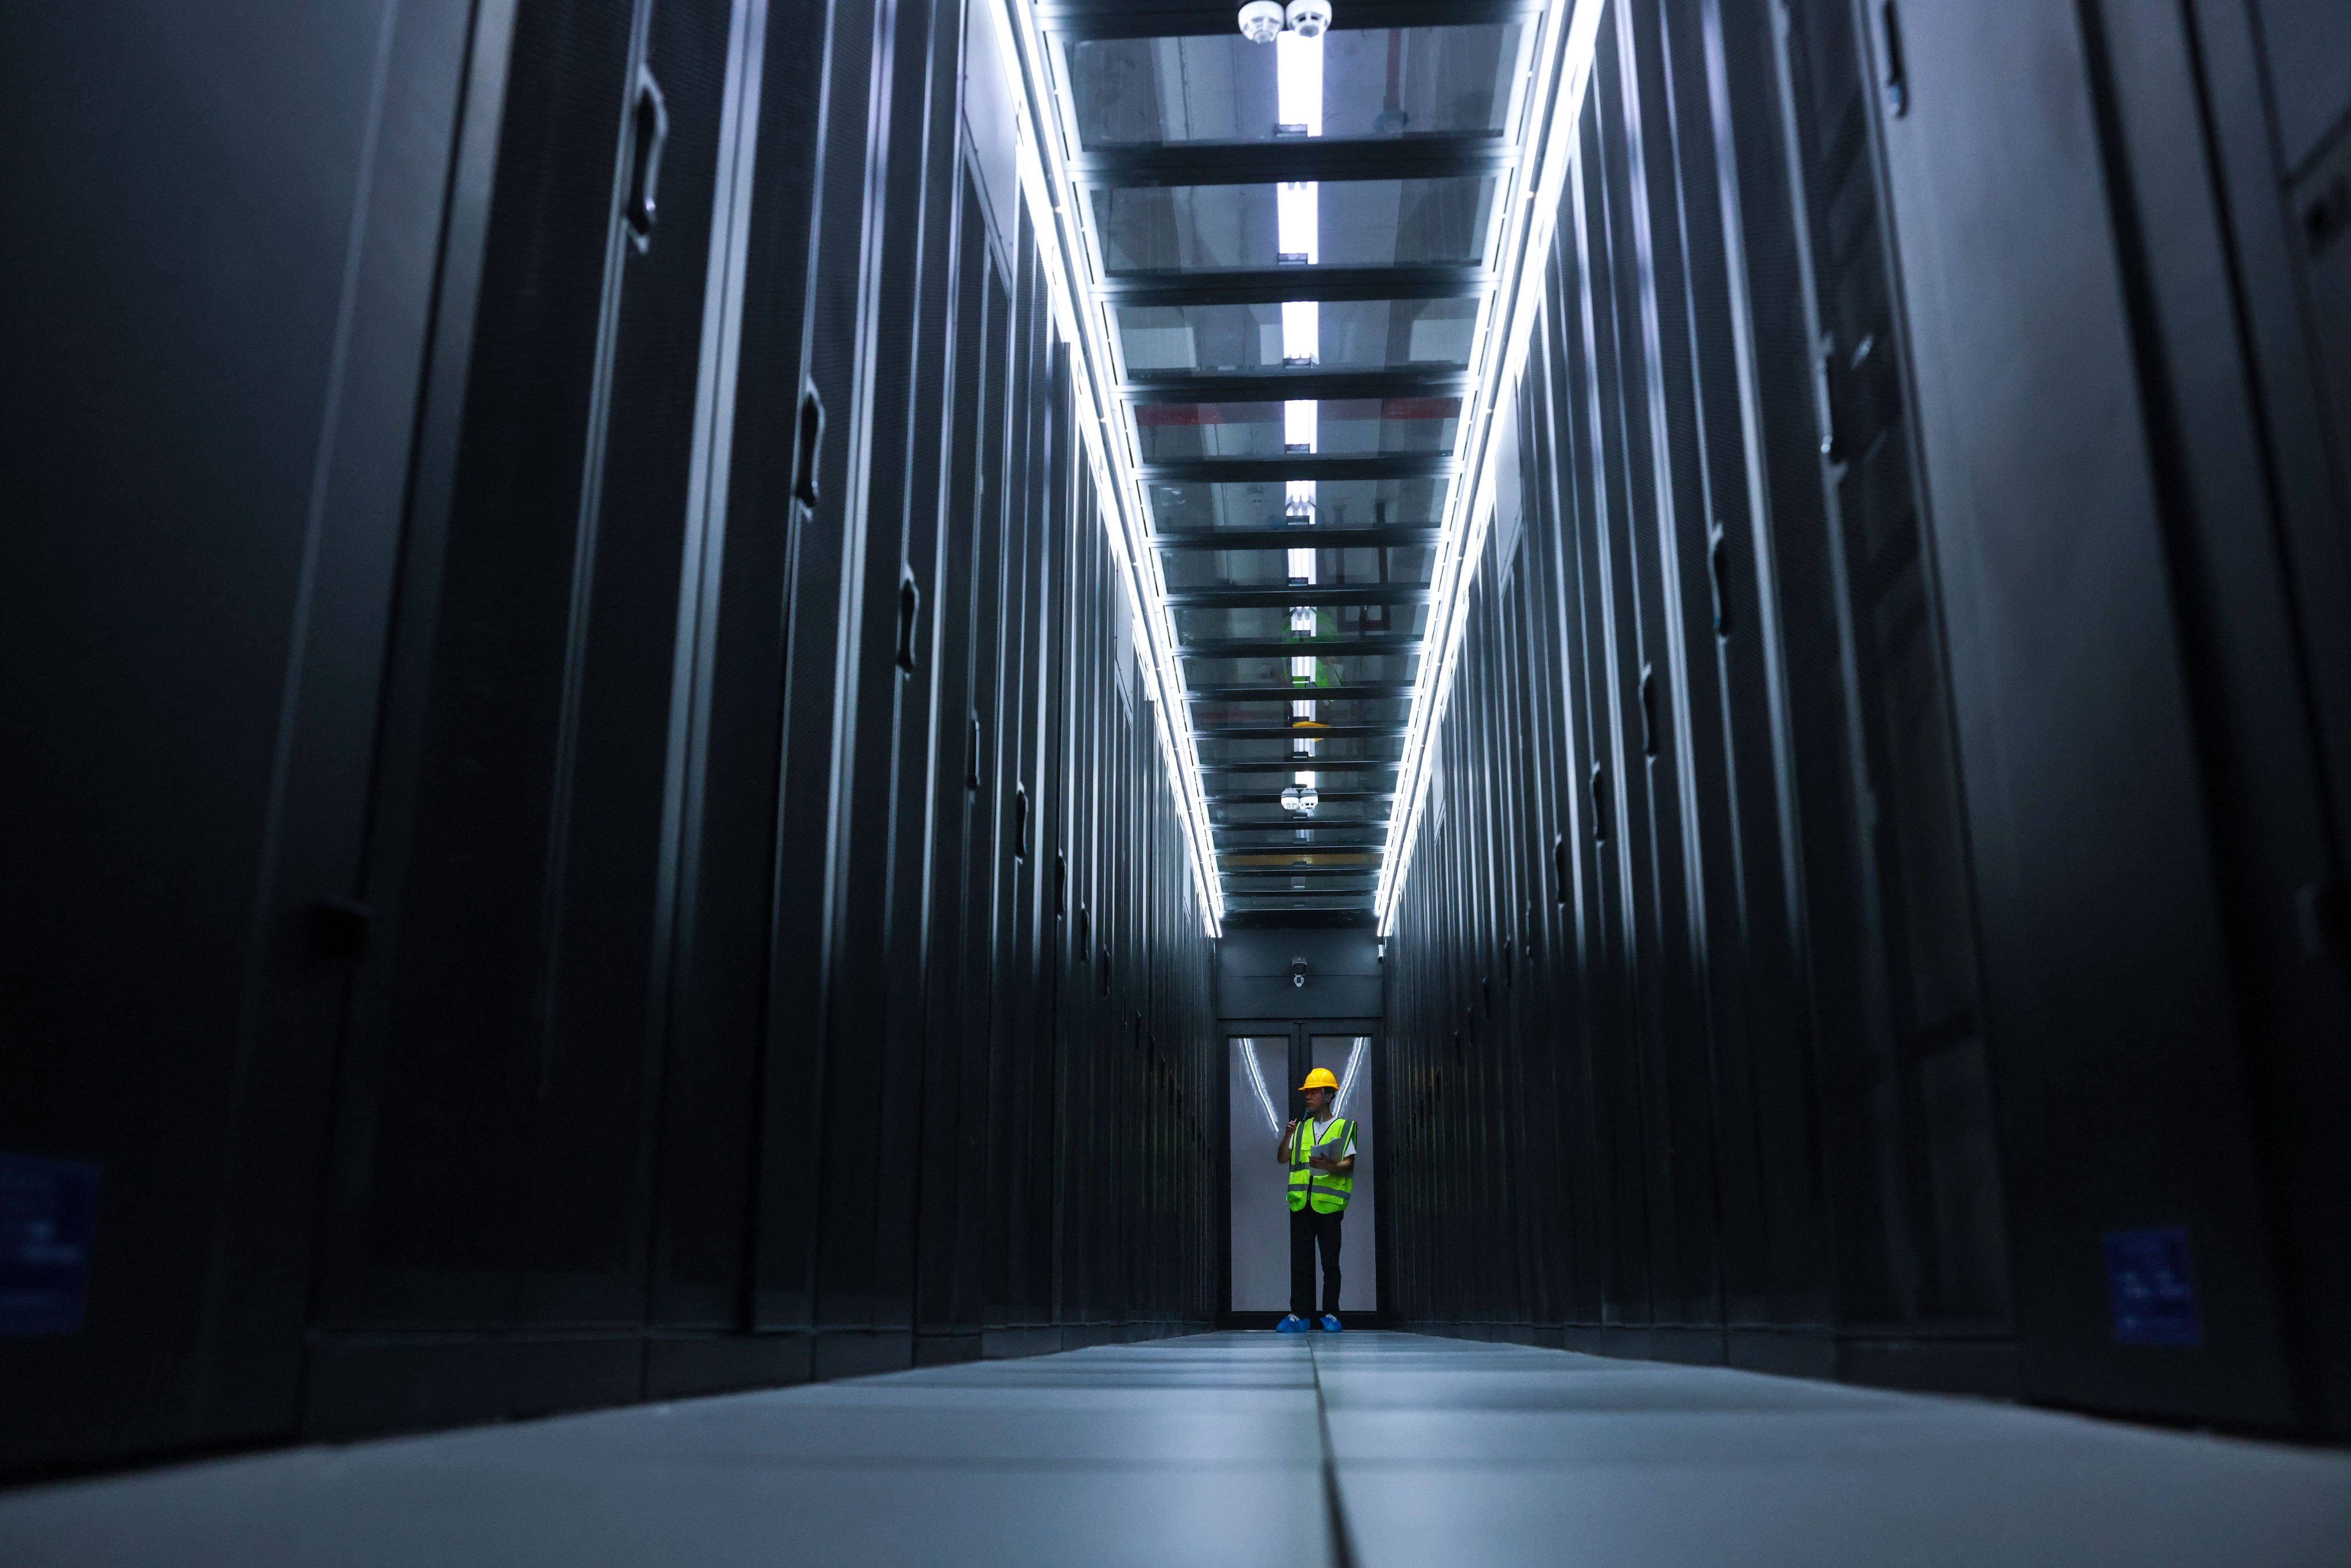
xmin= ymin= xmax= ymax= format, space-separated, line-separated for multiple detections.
xmin=1288 ymin=1116 xmax=1354 ymax=1214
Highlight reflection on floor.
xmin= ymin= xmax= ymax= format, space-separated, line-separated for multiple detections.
xmin=5 ymin=1332 xmax=2349 ymax=1566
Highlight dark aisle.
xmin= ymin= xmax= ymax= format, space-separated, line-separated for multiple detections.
xmin=5 ymin=0 xmax=2350 ymax=1539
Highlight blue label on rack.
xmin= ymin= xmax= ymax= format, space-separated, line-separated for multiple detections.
xmin=2104 ymin=1226 xmax=2199 ymax=1346
xmin=0 ymin=1155 xmax=102 ymax=1336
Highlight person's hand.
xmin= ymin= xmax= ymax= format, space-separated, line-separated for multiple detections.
xmin=1285 ymin=1119 xmax=1299 ymax=1138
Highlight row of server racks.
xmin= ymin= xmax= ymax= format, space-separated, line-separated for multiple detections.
xmin=2 ymin=0 xmax=1218 ymax=1471
xmin=1378 ymin=0 xmax=2351 ymax=1441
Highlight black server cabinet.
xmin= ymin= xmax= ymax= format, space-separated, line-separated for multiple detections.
xmin=310 ymin=0 xmax=740 ymax=1408
xmin=0 ymin=0 xmax=481 ymax=1470
xmin=1868 ymin=0 xmax=2345 ymax=1430
xmin=3 ymin=0 xmax=1227 ymax=1475
xmin=644 ymin=0 xmax=833 ymax=1358
xmin=1383 ymin=0 xmax=2351 ymax=1440
xmin=1389 ymin=0 xmax=2009 ymax=1376
xmin=911 ymin=168 xmax=993 ymax=1354
xmin=801 ymin=0 xmax=959 ymax=1376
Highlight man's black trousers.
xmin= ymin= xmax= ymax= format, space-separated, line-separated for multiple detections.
xmin=1289 ymin=1205 xmax=1343 ymax=1318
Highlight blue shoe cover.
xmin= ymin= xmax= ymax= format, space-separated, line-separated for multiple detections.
xmin=1275 ymin=1314 xmax=1309 ymax=1333
xmin=1320 ymin=1314 xmax=1343 ymax=1333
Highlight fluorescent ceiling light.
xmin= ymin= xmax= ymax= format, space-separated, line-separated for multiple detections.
xmin=1284 ymin=401 xmax=1317 ymax=450
xmin=1277 ymin=184 xmax=1320 ymax=261
xmin=1275 ymin=30 xmax=1324 ymax=133
xmin=986 ymin=0 xmax=1225 ymax=936
xmin=1280 ymin=301 xmax=1320 ymax=366
xmin=991 ymin=0 xmax=1589 ymax=931
xmin=1376 ymin=0 xmax=1609 ymax=936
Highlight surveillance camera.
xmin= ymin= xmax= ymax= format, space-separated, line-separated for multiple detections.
xmin=1291 ymin=957 xmax=1309 ymax=989
xmin=1284 ymin=0 xmax=1332 ymax=39
xmin=1238 ymin=1 xmax=1285 ymax=42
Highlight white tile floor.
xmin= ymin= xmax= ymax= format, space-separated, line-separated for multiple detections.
xmin=3 ymin=1333 xmax=2347 ymax=1567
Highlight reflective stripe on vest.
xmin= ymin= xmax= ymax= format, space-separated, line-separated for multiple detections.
xmin=1288 ymin=1116 xmax=1353 ymax=1214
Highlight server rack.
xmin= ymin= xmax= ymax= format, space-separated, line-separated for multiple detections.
xmin=1379 ymin=0 xmax=2351 ymax=1439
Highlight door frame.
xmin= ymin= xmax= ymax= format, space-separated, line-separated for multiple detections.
xmin=1215 ymin=1016 xmax=1384 ymax=1326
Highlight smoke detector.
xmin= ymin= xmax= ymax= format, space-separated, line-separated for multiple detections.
xmin=1238 ymin=1 xmax=1285 ymax=42
xmin=1285 ymin=0 xmax=1332 ymax=39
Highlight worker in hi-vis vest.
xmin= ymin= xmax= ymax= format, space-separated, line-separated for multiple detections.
xmin=1274 ymin=1066 xmax=1356 ymax=1332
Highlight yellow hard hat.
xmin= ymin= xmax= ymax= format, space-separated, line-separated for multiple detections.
xmin=1299 ymin=1068 xmax=1340 ymax=1091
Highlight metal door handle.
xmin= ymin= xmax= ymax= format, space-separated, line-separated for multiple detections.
xmin=1709 ymin=522 xmax=1732 ymax=638
xmin=1639 ymin=663 xmax=1659 ymax=759
xmin=625 ymin=68 xmax=669 ymax=249
xmin=793 ymin=384 xmax=825 ymax=507
xmin=1879 ymin=1 xmax=1909 ymax=118
xmin=895 ymin=569 xmax=922 ymax=674
xmin=1815 ymin=339 xmax=1842 ymax=463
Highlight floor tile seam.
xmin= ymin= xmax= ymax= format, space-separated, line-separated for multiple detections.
xmin=841 ymin=1382 xmax=1335 ymax=1401
xmin=833 ymin=1383 xmax=1322 ymax=1391
xmin=1307 ymin=1340 xmax=1361 ymax=1568
xmin=1320 ymin=1445 xmax=2351 ymax=1470
xmin=1315 ymin=1403 xmax=1926 ymax=1417
xmin=1320 ymin=1452 xmax=1957 ymax=1469
xmin=1326 ymin=1394 xmax=2351 ymax=1445
xmin=494 ymin=1455 xmax=1328 ymax=1474
xmin=788 ymin=1375 xmax=1325 ymax=1381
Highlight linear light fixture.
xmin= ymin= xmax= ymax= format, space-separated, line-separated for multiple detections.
xmin=994 ymin=0 xmax=1593 ymax=932
xmin=1376 ymin=0 xmax=1608 ymax=937
xmin=1333 ymin=1036 xmax=1368 ymax=1116
xmin=987 ymin=0 xmax=1226 ymax=937
xmin=1277 ymin=28 xmax=1325 ymax=817
xmin=1240 ymin=1039 xmax=1283 ymax=1136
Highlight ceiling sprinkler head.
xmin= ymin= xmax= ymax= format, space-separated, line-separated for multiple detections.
xmin=1238 ymin=1 xmax=1285 ymax=42
xmin=1285 ymin=0 xmax=1332 ymax=39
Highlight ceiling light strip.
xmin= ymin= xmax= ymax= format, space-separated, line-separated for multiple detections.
xmin=990 ymin=0 xmax=1227 ymax=936
xmin=1376 ymin=0 xmax=1608 ymax=937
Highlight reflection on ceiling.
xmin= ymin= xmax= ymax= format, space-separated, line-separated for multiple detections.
xmin=1009 ymin=0 xmax=1569 ymax=923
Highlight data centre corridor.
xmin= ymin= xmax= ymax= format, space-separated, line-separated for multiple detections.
xmin=6 ymin=0 xmax=2351 ymax=1562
